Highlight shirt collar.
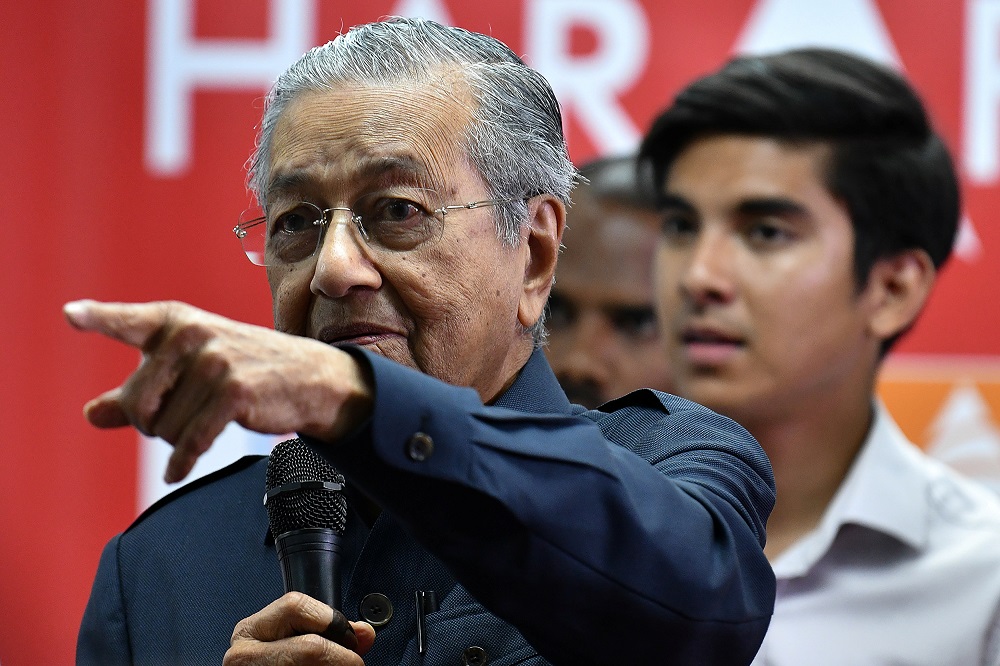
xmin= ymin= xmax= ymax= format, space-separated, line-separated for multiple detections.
xmin=492 ymin=347 xmax=575 ymax=416
xmin=774 ymin=402 xmax=929 ymax=578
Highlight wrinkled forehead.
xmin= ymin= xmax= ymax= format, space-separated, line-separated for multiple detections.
xmin=266 ymin=76 xmax=480 ymax=200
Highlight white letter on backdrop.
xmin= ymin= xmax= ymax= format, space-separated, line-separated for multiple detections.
xmin=145 ymin=0 xmax=314 ymax=176
xmin=965 ymin=0 xmax=1000 ymax=184
xmin=735 ymin=0 xmax=900 ymax=63
xmin=390 ymin=0 xmax=455 ymax=24
xmin=527 ymin=0 xmax=647 ymax=154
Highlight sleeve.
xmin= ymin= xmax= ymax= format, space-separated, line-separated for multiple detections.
xmin=77 ymin=535 xmax=133 ymax=666
xmin=308 ymin=350 xmax=776 ymax=666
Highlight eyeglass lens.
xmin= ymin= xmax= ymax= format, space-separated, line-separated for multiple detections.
xmin=237 ymin=189 xmax=447 ymax=267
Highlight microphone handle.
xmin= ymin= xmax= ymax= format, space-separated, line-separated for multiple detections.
xmin=274 ymin=527 xmax=343 ymax=609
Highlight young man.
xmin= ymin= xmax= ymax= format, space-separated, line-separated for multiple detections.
xmin=640 ymin=48 xmax=1000 ymax=664
xmin=546 ymin=154 xmax=673 ymax=408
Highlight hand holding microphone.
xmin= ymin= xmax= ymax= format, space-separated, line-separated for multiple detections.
xmin=225 ymin=594 xmax=375 ymax=665
xmin=225 ymin=438 xmax=375 ymax=665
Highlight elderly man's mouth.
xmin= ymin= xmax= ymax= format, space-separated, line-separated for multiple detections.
xmin=319 ymin=325 xmax=404 ymax=348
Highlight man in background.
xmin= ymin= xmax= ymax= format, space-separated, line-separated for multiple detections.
xmin=546 ymin=154 xmax=673 ymax=408
xmin=640 ymin=48 xmax=1000 ymax=664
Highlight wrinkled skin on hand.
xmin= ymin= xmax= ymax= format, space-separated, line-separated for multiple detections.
xmin=225 ymin=592 xmax=376 ymax=666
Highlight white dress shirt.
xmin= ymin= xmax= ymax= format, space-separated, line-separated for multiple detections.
xmin=752 ymin=404 xmax=1000 ymax=666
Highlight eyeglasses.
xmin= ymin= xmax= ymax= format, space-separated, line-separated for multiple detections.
xmin=234 ymin=188 xmax=515 ymax=267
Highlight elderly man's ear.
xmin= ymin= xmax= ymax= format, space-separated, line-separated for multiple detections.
xmin=518 ymin=194 xmax=566 ymax=330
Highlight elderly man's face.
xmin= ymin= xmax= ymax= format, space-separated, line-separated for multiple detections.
xmin=264 ymin=82 xmax=547 ymax=402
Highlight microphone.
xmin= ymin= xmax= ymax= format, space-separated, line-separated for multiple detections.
xmin=264 ymin=437 xmax=348 ymax=610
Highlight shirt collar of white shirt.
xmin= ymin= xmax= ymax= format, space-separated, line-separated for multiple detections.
xmin=773 ymin=402 xmax=928 ymax=579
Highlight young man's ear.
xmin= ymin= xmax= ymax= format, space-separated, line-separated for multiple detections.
xmin=865 ymin=248 xmax=936 ymax=341
xmin=518 ymin=194 xmax=566 ymax=330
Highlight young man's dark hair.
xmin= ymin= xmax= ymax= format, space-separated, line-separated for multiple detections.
xmin=640 ymin=48 xmax=959 ymax=295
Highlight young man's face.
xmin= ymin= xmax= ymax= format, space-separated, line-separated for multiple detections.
xmin=655 ymin=134 xmax=883 ymax=429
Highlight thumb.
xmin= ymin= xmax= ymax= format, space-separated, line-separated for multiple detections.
xmin=83 ymin=388 xmax=132 ymax=429
xmin=350 ymin=621 xmax=376 ymax=656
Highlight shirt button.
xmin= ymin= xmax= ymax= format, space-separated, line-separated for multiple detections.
xmin=407 ymin=432 xmax=434 ymax=462
xmin=358 ymin=592 xmax=393 ymax=627
xmin=462 ymin=646 xmax=489 ymax=666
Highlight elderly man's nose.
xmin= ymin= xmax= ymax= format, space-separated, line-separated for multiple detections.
xmin=309 ymin=222 xmax=382 ymax=298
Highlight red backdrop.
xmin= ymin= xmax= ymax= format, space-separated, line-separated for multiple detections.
xmin=2 ymin=1 xmax=998 ymax=663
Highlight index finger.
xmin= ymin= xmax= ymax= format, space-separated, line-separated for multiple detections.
xmin=63 ymin=299 xmax=175 ymax=350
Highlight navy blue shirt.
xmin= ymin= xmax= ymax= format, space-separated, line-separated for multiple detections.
xmin=79 ymin=349 xmax=775 ymax=665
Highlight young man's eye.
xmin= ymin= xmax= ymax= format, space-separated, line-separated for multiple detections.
xmin=661 ymin=212 xmax=697 ymax=241
xmin=747 ymin=220 xmax=792 ymax=244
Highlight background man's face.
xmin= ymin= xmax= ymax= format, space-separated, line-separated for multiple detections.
xmin=264 ymin=81 xmax=534 ymax=402
xmin=546 ymin=189 xmax=672 ymax=408
xmin=655 ymin=135 xmax=878 ymax=428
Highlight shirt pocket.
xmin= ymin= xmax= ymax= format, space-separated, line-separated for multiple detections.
xmin=420 ymin=588 xmax=549 ymax=666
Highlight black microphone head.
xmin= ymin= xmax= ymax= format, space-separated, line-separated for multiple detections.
xmin=265 ymin=437 xmax=347 ymax=538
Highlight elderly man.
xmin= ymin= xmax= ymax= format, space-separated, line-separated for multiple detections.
xmin=70 ymin=18 xmax=774 ymax=666
xmin=546 ymin=154 xmax=674 ymax=408
xmin=640 ymin=48 xmax=1000 ymax=664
